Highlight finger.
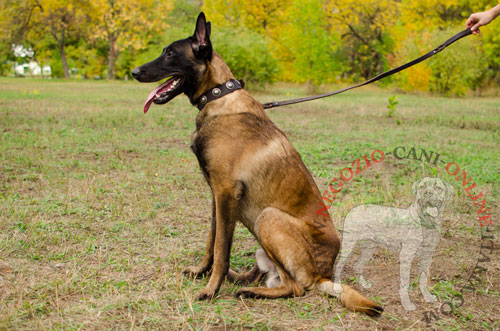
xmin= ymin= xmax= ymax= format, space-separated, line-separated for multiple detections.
xmin=471 ymin=22 xmax=482 ymax=33
xmin=465 ymin=16 xmax=475 ymax=28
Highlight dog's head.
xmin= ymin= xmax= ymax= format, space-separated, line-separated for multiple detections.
xmin=412 ymin=177 xmax=454 ymax=219
xmin=131 ymin=12 xmax=213 ymax=113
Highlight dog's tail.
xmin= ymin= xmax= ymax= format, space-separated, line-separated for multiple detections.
xmin=318 ymin=279 xmax=383 ymax=316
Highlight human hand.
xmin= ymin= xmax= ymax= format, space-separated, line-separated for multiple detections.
xmin=466 ymin=10 xmax=496 ymax=34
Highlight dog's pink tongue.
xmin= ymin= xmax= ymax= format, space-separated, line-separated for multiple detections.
xmin=143 ymin=85 xmax=164 ymax=113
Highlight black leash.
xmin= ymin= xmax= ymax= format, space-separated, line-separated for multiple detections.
xmin=262 ymin=28 xmax=472 ymax=110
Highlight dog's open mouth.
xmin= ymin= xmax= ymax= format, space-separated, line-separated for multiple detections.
xmin=423 ymin=200 xmax=442 ymax=218
xmin=143 ymin=76 xmax=184 ymax=113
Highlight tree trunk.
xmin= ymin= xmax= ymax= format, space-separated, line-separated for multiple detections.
xmin=307 ymin=79 xmax=316 ymax=94
xmin=57 ymin=40 xmax=70 ymax=78
xmin=107 ymin=35 xmax=117 ymax=80
xmin=33 ymin=54 xmax=43 ymax=79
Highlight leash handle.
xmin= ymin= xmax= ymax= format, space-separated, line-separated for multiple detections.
xmin=262 ymin=28 xmax=472 ymax=110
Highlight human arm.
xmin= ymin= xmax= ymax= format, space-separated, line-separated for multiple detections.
xmin=466 ymin=4 xmax=500 ymax=34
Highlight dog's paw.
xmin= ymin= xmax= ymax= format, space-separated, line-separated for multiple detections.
xmin=183 ymin=266 xmax=206 ymax=278
xmin=234 ymin=288 xmax=257 ymax=299
xmin=401 ymin=301 xmax=417 ymax=311
xmin=423 ymin=293 xmax=437 ymax=303
xmin=197 ymin=288 xmax=217 ymax=301
xmin=358 ymin=275 xmax=372 ymax=289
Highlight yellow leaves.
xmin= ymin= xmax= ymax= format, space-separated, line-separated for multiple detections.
xmin=399 ymin=0 xmax=467 ymax=32
xmin=327 ymin=0 xmax=400 ymax=31
xmin=203 ymin=0 xmax=287 ymax=33
xmin=90 ymin=0 xmax=173 ymax=50
xmin=398 ymin=65 xmax=431 ymax=92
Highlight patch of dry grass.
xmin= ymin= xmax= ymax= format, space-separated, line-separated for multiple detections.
xmin=0 ymin=78 xmax=499 ymax=330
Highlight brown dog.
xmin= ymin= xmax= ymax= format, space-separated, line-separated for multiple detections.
xmin=132 ymin=12 xmax=382 ymax=316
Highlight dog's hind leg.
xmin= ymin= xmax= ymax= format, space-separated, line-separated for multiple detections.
xmin=235 ymin=208 xmax=315 ymax=299
xmin=255 ymin=248 xmax=280 ymax=288
xmin=234 ymin=208 xmax=382 ymax=315
xmin=229 ymin=249 xmax=279 ymax=287
xmin=334 ymin=236 xmax=357 ymax=284
xmin=355 ymin=242 xmax=376 ymax=289
xmin=235 ymin=267 xmax=304 ymax=299
xmin=227 ymin=264 xmax=264 ymax=285
xmin=183 ymin=198 xmax=216 ymax=278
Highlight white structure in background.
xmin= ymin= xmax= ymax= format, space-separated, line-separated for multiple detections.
xmin=14 ymin=61 xmax=52 ymax=76
xmin=12 ymin=44 xmax=52 ymax=77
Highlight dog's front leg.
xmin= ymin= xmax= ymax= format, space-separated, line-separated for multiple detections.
xmin=418 ymin=252 xmax=437 ymax=303
xmin=197 ymin=191 xmax=237 ymax=300
xmin=183 ymin=198 xmax=216 ymax=278
xmin=399 ymin=246 xmax=417 ymax=311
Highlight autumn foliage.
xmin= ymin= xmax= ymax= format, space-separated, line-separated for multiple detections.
xmin=0 ymin=0 xmax=499 ymax=95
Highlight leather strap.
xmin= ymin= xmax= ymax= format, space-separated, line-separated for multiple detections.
xmin=262 ymin=28 xmax=473 ymax=109
xmin=196 ymin=79 xmax=245 ymax=110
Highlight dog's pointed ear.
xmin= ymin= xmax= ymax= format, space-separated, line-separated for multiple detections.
xmin=192 ymin=12 xmax=213 ymax=60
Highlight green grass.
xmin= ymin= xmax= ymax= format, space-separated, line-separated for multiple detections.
xmin=0 ymin=77 xmax=499 ymax=330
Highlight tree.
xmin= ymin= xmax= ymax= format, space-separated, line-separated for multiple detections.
xmin=393 ymin=0 xmax=498 ymax=94
xmin=427 ymin=27 xmax=487 ymax=96
xmin=203 ymin=0 xmax=287 ymax=81
xmin=204 ymin=0 xmax=287 ymax=35
xmin=327 ymin=0 xmax=399 ymax=80
xmin=278 ymin=0 xmax=341 ymax=90
xmin=90 ymin=0 xmax=173 ymax=79
xmin=0 ymin=0 xmax=88 ymax=78
xmin=211 ymin=26 xmax=278 ymax=86
xmin=38 ymin=0 xmax=89 ymax=78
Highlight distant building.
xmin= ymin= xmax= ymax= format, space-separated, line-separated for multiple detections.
xmin=11 ymin=44 xmax=52 ymax=77
xmin=14 ymin=61 xmax=52 ymax=77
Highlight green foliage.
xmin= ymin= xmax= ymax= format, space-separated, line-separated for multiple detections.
xmin=328 ymin=0 xmax=399 ymax=81
xmin=128 ymin=0 xmax=278 ymax=85
xmin=482 ymin=18 xmax=500 ymax=84
xmin=0 ymin=41 xmax=14 ymax=75
xmin=280 ymin=0 xmax=341 ymax=89
xmin=212 ymin=26 xmax=278 ymax=86
xmin=387 ymin=95 xmax=398 ymax=118
xmin=48 ymin=52 xmax=64 ymax=78
xmin=428 ymin=27 xmax=489 ymax=96
xmin=127 ymin=0 xmax=202 ymax=79
xmin=0 ymin=0 xmax=499 ymax=95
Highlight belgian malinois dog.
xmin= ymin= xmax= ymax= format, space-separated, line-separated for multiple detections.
xmin=132 ymin=12 xmax=382 ymax=316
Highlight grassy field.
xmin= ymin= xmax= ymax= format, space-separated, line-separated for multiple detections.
xmin=0 ymin=77 xmax=499 ymax=330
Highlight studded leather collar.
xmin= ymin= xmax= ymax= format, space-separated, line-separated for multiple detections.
xmin=195 ymin=79 xmax=245 ymax=110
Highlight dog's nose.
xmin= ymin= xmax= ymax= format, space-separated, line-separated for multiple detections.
xmin=131 ymin=67 xmax=141 ymax=79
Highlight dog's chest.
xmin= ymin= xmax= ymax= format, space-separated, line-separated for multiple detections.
xmin=190 ymin=129 xmax=210 ymax=178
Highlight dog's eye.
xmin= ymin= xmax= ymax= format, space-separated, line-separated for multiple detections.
xmin=166 ymin=50 xmax=174 ymax=57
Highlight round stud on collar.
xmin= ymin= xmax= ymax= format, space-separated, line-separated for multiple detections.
xmin=200 ymin=95 xmax=207 ymax=104
xmin=212 ymin=88 xmax=221 ymax=97
xmin=226 ymin=81 xmax=234 ymax=89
